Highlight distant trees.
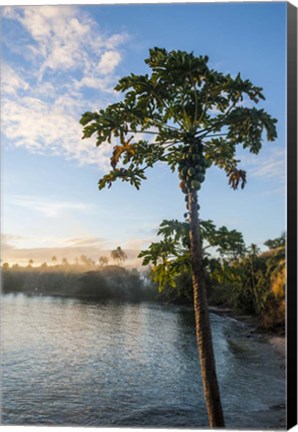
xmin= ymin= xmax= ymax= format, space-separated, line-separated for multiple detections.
xmin=1 ymin=252 xmax=128 ymax=271
xmin=79 ymin=254 xmax=94 ymax=267
xmin=99 ymin=256 xmax=109 ymax=266
xmin=111 ymin=247 xmax=127 ymax=265
xmin=264 ymin=232 xmax=286 ymax=250
xmin=62 ymin=257 xmax=69 ymax=266
xmin=2 ymin=264 xmax=152 ymax=302
xmin=1 ymin=230 xmax=285 ymax=331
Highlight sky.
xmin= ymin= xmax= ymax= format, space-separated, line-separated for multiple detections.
xmin=1 ymin=2 xmax=287 ymax=267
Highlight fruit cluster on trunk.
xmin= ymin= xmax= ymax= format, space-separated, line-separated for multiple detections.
xmin=178 ymin=139 xmax=206 ymax=219
xmin=178 ymin=139 xmax=207 ymax=196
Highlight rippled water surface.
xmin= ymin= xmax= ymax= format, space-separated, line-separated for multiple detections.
xmin=1 ymin=294 xmax=285 ymax=428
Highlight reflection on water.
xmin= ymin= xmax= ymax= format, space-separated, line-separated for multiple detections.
xmin=1 ymin=294 xmax=285 ymax=428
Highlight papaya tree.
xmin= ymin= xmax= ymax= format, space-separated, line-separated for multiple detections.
xmin=80 ymin=47 xmax=277 ymax=427
xmin=138 ymin=218 xmax=246 ymax=292
xmin=138 ymin=218 xmax=246 ymax=306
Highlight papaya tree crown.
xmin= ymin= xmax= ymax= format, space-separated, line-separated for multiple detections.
xmin=80 ymin=47 xmax=277 ymax=191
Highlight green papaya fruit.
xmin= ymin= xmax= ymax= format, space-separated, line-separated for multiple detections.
xmin=187 ymin=167 xmax=195 ymax=177
xmin=197 ymin=173 xmax=205 ymax=183
xmin=191 ymin=154 xmax=200 ymax=162
xmin=191 ymin=180 xmax=201 ymax=191
xmin=182 ymin=166 xmax=189 ymax=176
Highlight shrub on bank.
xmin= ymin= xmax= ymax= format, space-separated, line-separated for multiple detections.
xmin=209 ymin=245 xmax=285 ymax=332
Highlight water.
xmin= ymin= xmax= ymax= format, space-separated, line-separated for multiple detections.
xmin=1 ymin=294 xmax=285 ymax=428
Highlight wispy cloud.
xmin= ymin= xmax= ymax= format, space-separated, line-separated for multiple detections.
xmin=97 ymin=50 xmax=122 ymax=75
xmin=2 ymin=95 xmax=112 ymax=166
xmin=2 ymin=6 xmax=129 ymax=169
xmin=249 ymin=148 xmax=285 ymax=182
xmin=240 ymin=147 xmax=286 ymax=185
xmin=67 ymin=236 xmax=106 ymax=247
xmin=2 ymin=233 xmax=108 ymax=250
xmin=3 ymin=6 xmax=128 ymax=78
xmin=8 ymin=195 xmax=93 ymax=218
xmin=1 ymin=64 xmax=30 ymax=95
xmin=1 ymin=234 xmax=25 ymax=245
xmin=1 ymin=233 xmax=148 ymax=268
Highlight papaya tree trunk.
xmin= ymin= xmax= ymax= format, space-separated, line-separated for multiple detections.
xmin=188 ymin=190 xmax=225 ymax=428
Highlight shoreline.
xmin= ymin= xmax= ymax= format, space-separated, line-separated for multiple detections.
xmin=209 ymin=304 xmax=286 ymax=428
xmin=209 ymin=305 xmax=286 ymax=358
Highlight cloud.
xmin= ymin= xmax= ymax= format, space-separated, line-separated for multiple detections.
xmin=242 ymin=147 xmax=285 ymax=184
xmin=1 ymin=65 xmax=30 ymax=95
xmin=75 ymin=75 xmax=115 ymax=92
xmin=67 ymin=236 xmax=106 ymax=247
xmin=2 ymin=6 xmax=129 ymax=169
xmin=3 ymin=6 xmax=127 ymax=77
xmin=1 ymin=234 xmax=25 ymax=245
xmin=8 ymin=195 xmax=94 ymax=218
xmin=250 ymin=150 xmax=285 ymax=181
xmin=98 ymin=51 xmax=122 ymax=75
xmin=1 ymin=233 xmax=146 ymax=268
xmin=2 ymin=95 xmax=113 ymax=167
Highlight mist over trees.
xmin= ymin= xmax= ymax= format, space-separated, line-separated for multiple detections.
xmin=1 ymin=226 xmax=285 ymax=335
xmin=1 ymin=263 xmax=157 ymax=303
xmin=1 ymin=247 xmax=157 ymax=302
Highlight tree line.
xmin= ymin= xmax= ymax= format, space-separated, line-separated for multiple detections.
xmin=1 ymin=247 xmax=127 ymax=271
xmin=1 ymin=225 xmax=285 ymax=330
xmin=1 ymin=263 xmax=157 ymax=302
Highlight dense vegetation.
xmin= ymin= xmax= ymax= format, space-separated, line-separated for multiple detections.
xmin=209 ymin=236 xmax=285 ymax=332
xmin=139 ymin=224 xmax=285 ymax=333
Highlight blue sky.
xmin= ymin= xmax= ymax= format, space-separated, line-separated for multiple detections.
xmin=1 ymin=2 xmax=287 ymax=266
